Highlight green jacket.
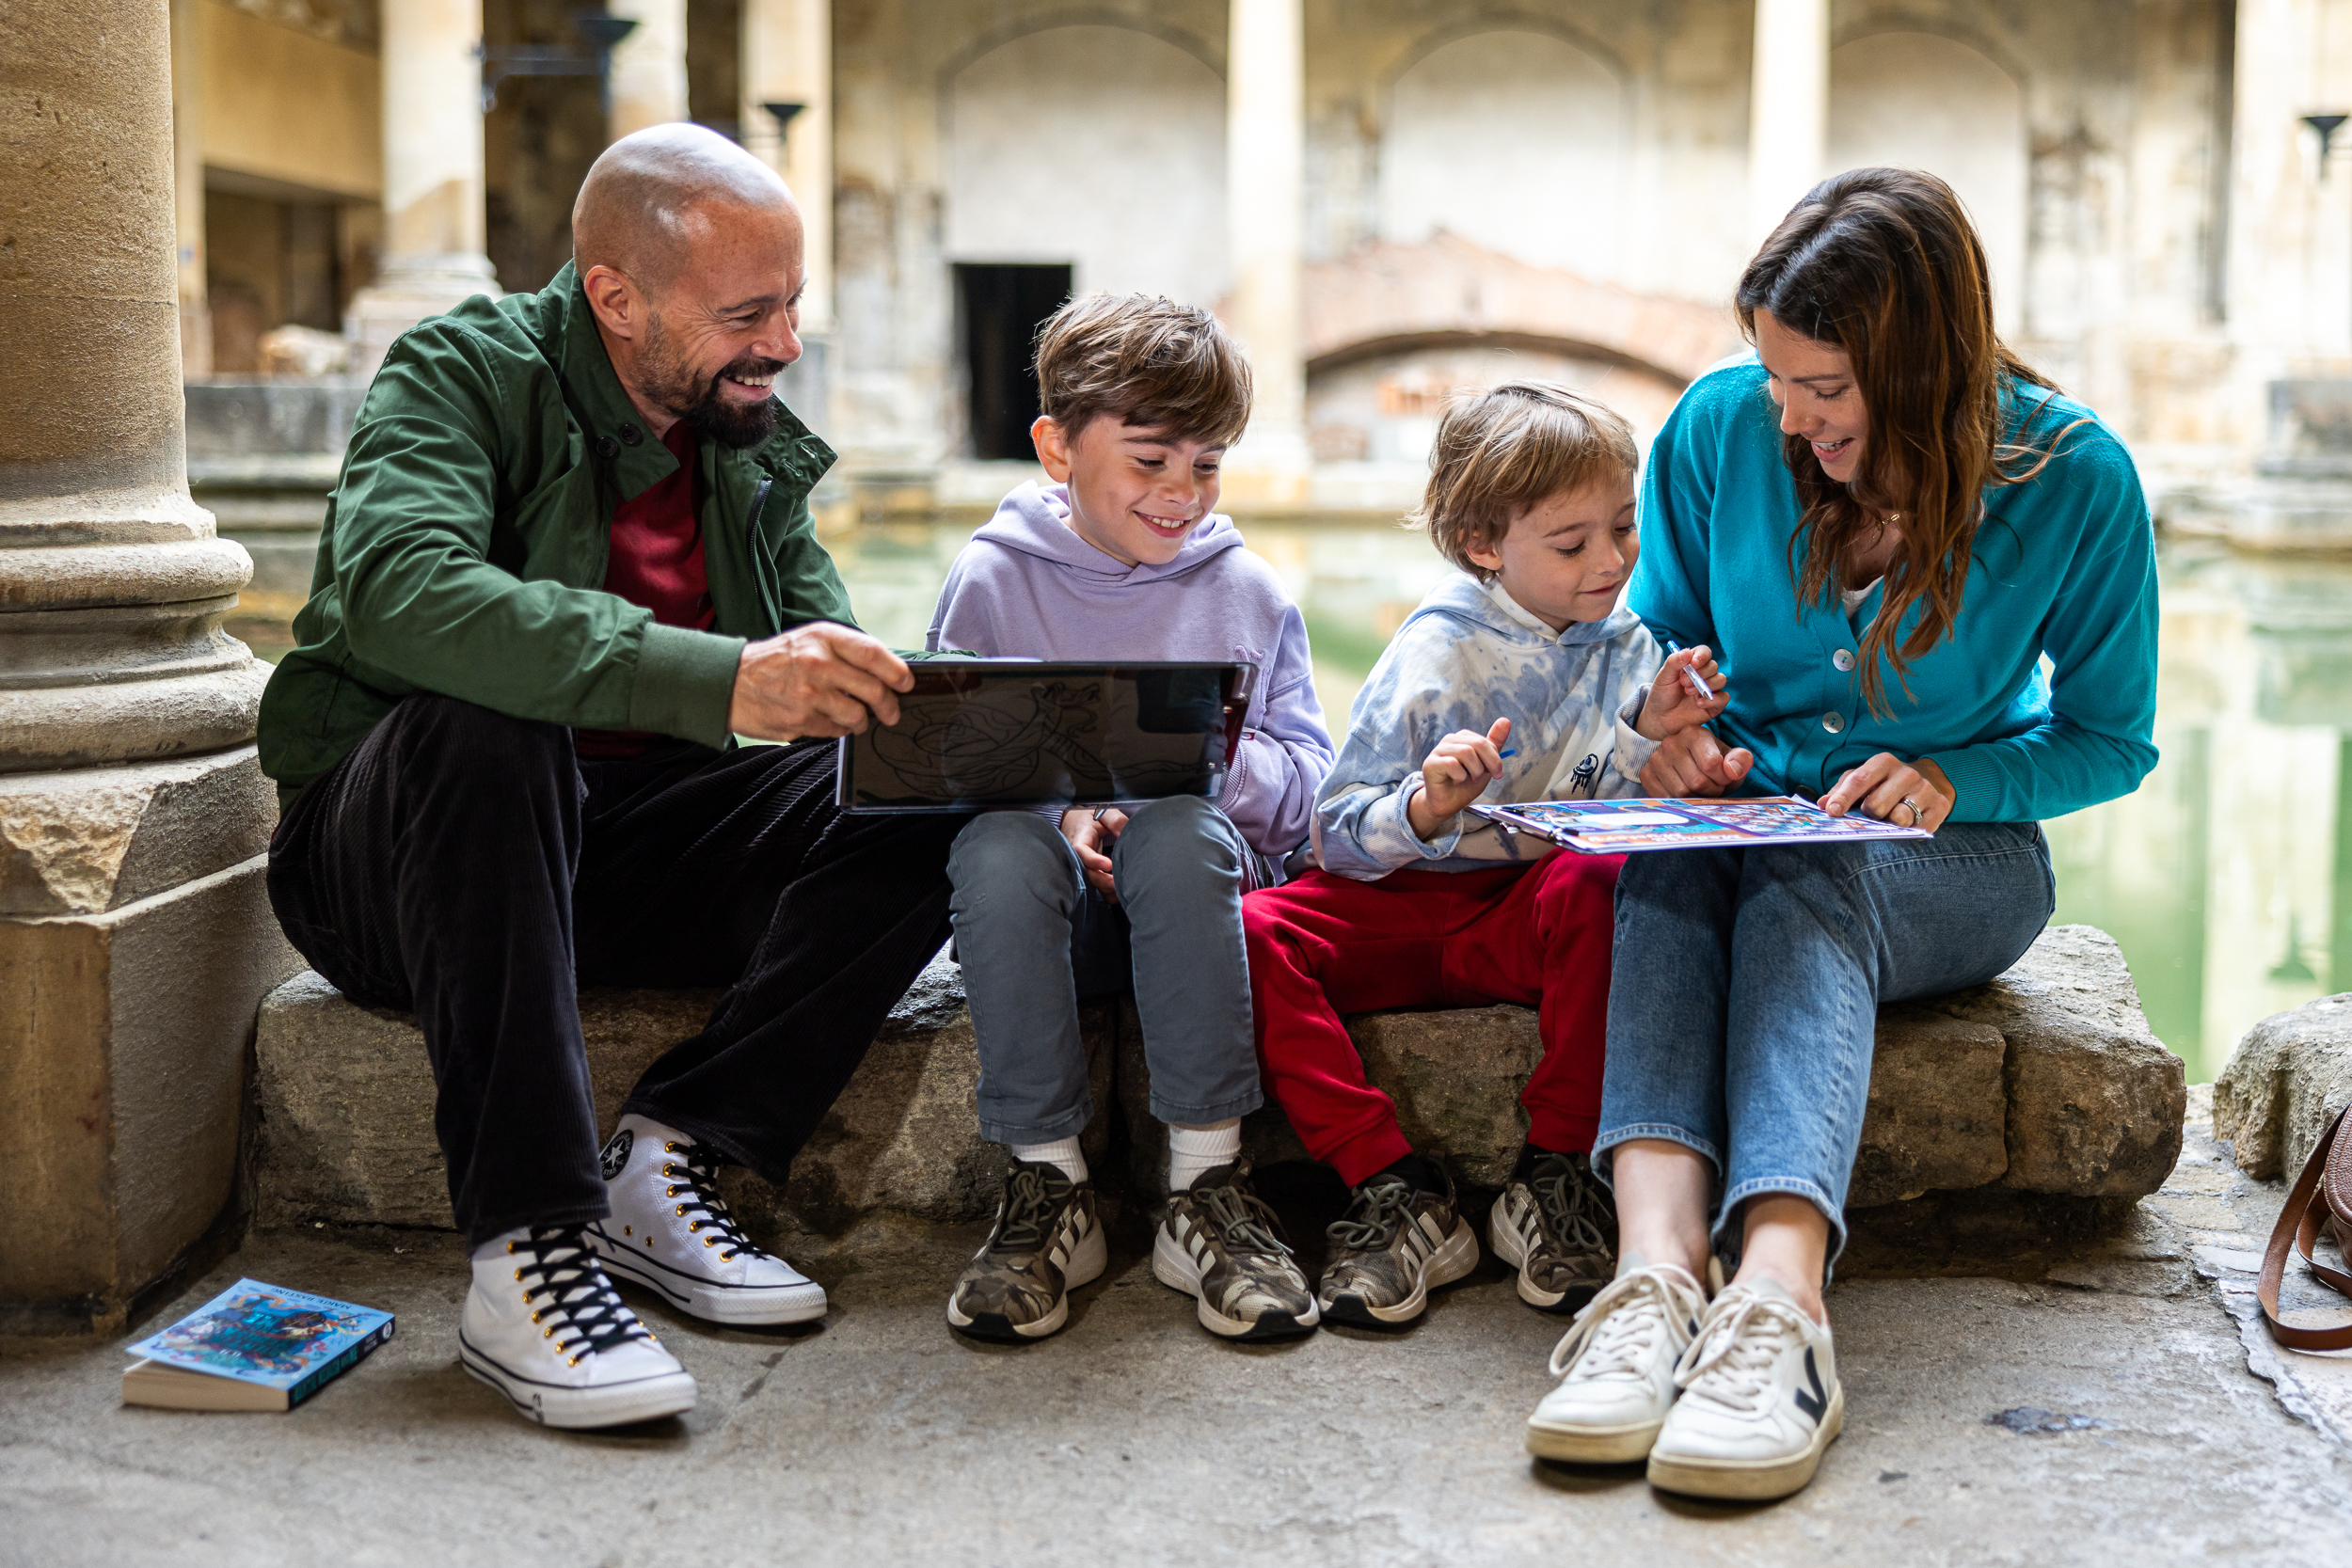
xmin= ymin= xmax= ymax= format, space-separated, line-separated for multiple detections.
xmin=256 ymin=262 xmax=852 ymax=804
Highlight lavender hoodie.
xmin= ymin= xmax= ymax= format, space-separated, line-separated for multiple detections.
xmin=925 ymin=481 xmax=1333 ymax=859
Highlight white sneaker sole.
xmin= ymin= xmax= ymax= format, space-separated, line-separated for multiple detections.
xmin=1645 ymin=1386 xmax=1846 ymax=1500
xmin=1524 ymin=1410 xmax=1667 ymax=1464
xmin=587 ymin=1226 xmax=828 ymax=1325
xmin=1150 ymin=1228 xmax=1321 ymax=1339
xmin=457 ymin=1331 xmax=698 ymax=1430
xmin=1321 ymin=1215 xmax=1480 ymax=1325
xmin=944 ymin=1224 xmax=1107 ymax=1340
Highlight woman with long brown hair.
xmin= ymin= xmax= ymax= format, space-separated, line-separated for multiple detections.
xmin=1522 ymin=168 xmax=2159 ymax=1499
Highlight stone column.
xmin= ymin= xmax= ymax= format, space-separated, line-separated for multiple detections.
xmin=1 ymin=0 xmax=297 ymax=1334
xmin=608 ymin=0 xmax=689 ymax=141
xmin=742 ymin=0 xmax=833 ymax=429
xmin=1747 ymin=0 xmax=1831 ymax=247
xmin=343 ymin=0 xmax=499 ymax=382
xmin=169 ymin=0 xmax=210 ymax=379
xmin=1222 ymin=0 xmax=1311 ymax=507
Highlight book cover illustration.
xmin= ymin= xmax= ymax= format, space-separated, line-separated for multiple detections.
xmin=1470 ymin=795 xmax=1934 ymax=854
xmin=127 ymin=1279 xmax=394 ymax=1390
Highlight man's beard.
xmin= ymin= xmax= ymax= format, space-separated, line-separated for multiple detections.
xmin=638 ymin=312 xmax=787 ymax=450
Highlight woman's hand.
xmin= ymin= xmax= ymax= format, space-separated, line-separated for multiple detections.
xmin=1406 ymin=718 xmax=1512 ymax=842
xmin=1635 ymin=644 xmax=1727 ymax=740
xmin=1059 ymin=806 xmax=1129 ymax=901
xmin=1819 ymin=754 xmax=1955 ymax=831
xmin=1641 ymin=726 xmax=1755 ymax=798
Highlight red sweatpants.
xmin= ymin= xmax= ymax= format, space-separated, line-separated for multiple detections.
xmin=1242 ymin=851 xmax=1624 ymax=1187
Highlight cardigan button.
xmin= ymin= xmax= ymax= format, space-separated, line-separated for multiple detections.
xmin=596 ymin=436 xmax=621 ymax=460
xmin=1821 ymin=712 xmax=1846 ymax=735
xmin=1833 ymin=648 xmax=1856 ymax=673
xmin=616 ymin=422 xmax=643 ymax=446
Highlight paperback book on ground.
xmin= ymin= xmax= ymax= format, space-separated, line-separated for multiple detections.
xmin=121 ymin=1278 xmax=394 ymax=1412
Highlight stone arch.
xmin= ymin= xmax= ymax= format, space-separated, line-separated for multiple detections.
xmin=1375 ymin=26 xmax=1631 ymax=281
xmin=1827 ymin=30 xmax=2030 ymax=333
xmin=1299 ymin=235 xmax=1746 ymax=461
xmin=941 ymin=24 xmax=1227 ymax=304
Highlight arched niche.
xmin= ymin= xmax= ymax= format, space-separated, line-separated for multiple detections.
xmin=1376 ymin=29 xmax=1629 ymax=281
xmin=1827 ymin=32 xmax=2029 ymax=335
xmin=944 ymin=24 xmax=1228 ymax=306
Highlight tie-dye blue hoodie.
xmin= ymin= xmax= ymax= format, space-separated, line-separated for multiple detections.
xmin=1313 ymin=573 xmax=1664 ymax=879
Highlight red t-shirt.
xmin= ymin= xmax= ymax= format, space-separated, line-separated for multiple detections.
xmin=575 ymin=420 xmax=716 ymax=759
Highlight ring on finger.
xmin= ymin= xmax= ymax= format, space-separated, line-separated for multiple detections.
xmin=1898 ymin=796 xmax=1924 ymax=827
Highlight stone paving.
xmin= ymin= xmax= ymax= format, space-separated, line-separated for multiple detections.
xmin=3 ymin=1105 xmax=2346 ymax=1568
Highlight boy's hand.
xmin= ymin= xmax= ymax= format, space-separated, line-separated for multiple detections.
xmin=1634 ymin=643 xmax=1727 ymax=740
xmin=1406 ymin=718 xmax=1512 ymax=842
xmin=1641 ymin=726 xmax=1754 ymax=798
xmin=1060 ymin=806 xmax=1129 ymax=902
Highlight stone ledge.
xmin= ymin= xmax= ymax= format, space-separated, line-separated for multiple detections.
xmin=2214 ymin=991 xmax=2352 ymax=1179
xmin=253 ymin=925 xmax=2185 ymax=1249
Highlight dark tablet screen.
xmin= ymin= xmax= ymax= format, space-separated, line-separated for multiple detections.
xmin=835 ymin=661 xmax=1251 ymax=813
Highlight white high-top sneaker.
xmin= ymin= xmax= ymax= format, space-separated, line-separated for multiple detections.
xmin=1645 ymin=1278 xmax=1844 ymax=1500
xmin=587 ymin=1114 xmax=827 ymax=1325
xmin=459 ymin=1226 xmax=698 ymax=1429
xmin=1524 ymin=1257 xmax=1708 ymax=1463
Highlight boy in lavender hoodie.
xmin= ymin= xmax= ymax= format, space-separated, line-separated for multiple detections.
xmin=927 ymin=293 xmax=1333 ymax=1343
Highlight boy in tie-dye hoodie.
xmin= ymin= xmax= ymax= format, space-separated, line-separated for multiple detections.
xmin=1243 ymin=383 xmax=1724 ymax=1328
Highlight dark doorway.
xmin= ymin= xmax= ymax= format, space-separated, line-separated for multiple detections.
xmin=958 ymin=263 xmax=1073 ymax=460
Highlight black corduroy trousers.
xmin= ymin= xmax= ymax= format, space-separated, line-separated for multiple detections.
xmin=265 ymin=693 xmax=965 ymax=1244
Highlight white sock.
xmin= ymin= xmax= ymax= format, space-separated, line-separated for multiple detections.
xmin=1010 ymin=1136 xmax=1088 ymax=1184
xmin=470 ymin=1226 xmax=530 ymax=1263
xmin=1167 ymin=1121 xmax=1242 ymax=1193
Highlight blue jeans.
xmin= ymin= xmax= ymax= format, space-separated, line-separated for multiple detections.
xmin=946 ymin=796 xmax=1264 ymax=1143
xmin=1593 ymin=822 xmax=2055 ymax=1263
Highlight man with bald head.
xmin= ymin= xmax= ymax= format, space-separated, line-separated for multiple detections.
xmin=258 ymin=125 xmax=963 ymax=1430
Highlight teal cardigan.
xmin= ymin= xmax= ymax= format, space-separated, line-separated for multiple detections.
xmin=1629 ymin=359 xmax=2158 ymax=822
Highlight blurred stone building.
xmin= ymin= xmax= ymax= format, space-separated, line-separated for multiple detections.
xmin=168 ymin=0 xmax=2352 ymax=531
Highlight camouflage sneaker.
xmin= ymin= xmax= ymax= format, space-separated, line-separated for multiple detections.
xmin=1152 ymin=1160 xmax=1319 ymax=1340
xmin=1318 ymin=1163 xmax=1480 ymax=1326
xmin=1488 ymin=1149 xmax=1618 ymax=1314
xmin=945 ymin=1160 xmax=1106 ymax=1341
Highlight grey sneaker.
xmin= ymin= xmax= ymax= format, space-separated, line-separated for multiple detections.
xmin=1488 ymin=1149 xmax=1617 ymax=1313
xmin=1152 ymin=1160 xmax=1319 ymax=1340
xmin=1317 ymin=1164 xmax=1480 ymax=1326
xmin=945 ymin=1160 xmax=1106 ymax=1341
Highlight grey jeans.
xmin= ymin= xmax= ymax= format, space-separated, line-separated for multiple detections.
xmin=946 ymin=795 xmax=1265 ymax=1144
xmin=1593 ymin=821 xmax=2056 ymax=1264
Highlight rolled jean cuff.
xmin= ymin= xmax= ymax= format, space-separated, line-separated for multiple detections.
xmin=1150 ymin=1086 xmax=1263 ymax=1128
xmin=977 ymin=1094 xmax=1095 ymax=1148
xmin=1589 ymin=1122 xmax=1722 ymax=1188
xmin=1715 ymin=1177 xmax=1848 ymax=1275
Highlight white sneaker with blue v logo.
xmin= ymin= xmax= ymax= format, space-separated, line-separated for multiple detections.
xmin=1645 ymin=1277 xmax=1843 ymax=1500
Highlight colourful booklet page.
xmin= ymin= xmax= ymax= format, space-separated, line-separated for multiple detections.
xmin=1468 ymin=795 xmax=1933 ymax=854
xmin=126 ymin=1279 xmax=394 ymax=1398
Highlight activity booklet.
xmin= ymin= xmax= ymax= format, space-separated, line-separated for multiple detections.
xmin=121 ymin=1278 xmax=394 ymax=1412
xmin=1468 ymin=795 xmax=1934 ymax=855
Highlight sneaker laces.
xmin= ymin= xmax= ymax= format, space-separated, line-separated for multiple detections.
xmin=990 ymin=1163 xmax=1074 ymax=1254
xmin=1546 ymin=1263 xmax=1704 ymax=1381
xmin=1189 ymin=1176 xmax=1295 ymax=1260
xmin=1326 ymin=1174 xmax=1417 ymax=1252
xmin=1672 ymin=1285 xmax=1813 ymax=1416
xmin=659 ymin=1138 xmax=760 ymax=1262
xmin=511 ymin=1225 xmax=655 ymax=1365
xmin=1529 ymin=1153 xmax=1613 ymax=1254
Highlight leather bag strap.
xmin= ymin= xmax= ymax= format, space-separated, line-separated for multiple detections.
xmin=2258 ymin=1104 xmax=2352 ymax=1352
